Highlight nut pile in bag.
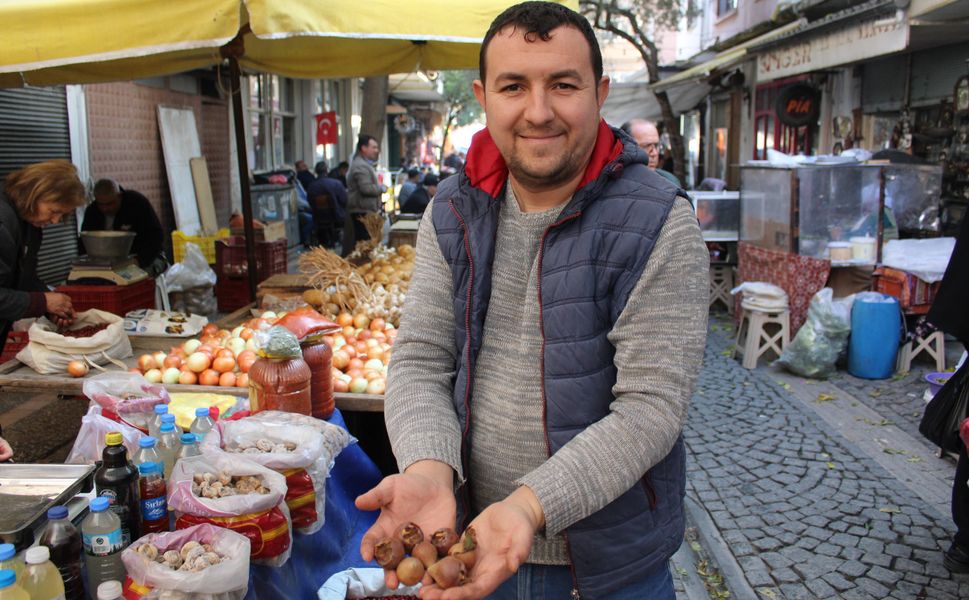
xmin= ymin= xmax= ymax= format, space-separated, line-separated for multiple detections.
xmin=191 ymin=472 xmax=270 ymax=498
xmin=133 ymin=540 xmax=226 ymax=572
xmin=225 ymin=438 xmax=296 ymax=454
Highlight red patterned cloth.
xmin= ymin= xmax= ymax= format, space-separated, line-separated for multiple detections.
xmin=736 ymin=243 xmax=831 ymax=334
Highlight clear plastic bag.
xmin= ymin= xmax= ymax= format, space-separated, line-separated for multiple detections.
xmin=317 ymin=568 xmax=421 ymax=599
xmin=122 ymin=524 xmax=250 ymax=599
xmin=775 ymin=288 xmax=854 ymax=379
xmin=65 ymin=405 xmax=145 ymax=464
xmin=164 ymin=243 xmax=217 ymax=292
xmin=83 ymin=371 xmax=170 ymax=431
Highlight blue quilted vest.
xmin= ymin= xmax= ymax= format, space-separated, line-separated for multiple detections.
xmin=431 ymin=128 xmax=687 ymax=598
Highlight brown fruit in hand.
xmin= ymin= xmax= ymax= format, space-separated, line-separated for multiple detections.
xmin=396 ymin=556 xmax=425 ymax=586
xmin=412 ymin=540 xmax=438 ymax=568
xmin=448 ymin=542 xmax=477 ymax=570
xmin=395 ymin=522 xmax=424 ymax=552
xmin=427 ymin=555 xmax=467 ymax=589
xmin=460 ymin=526 xmax=477 ymax=551
xmin=374 ymin=538 xmax=405 ymax=569
xmin=430 ymin=528 xmax=460 ymax=557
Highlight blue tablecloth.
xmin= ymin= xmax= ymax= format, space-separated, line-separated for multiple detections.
xmin=245 ymin=409 xmax=382 ymax=599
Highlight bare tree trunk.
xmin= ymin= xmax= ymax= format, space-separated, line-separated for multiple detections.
xmin=438 ymin=113 xmax=456 ymax=167
xmin=655 ymin=90 xmax=686 ymax=186
xmin=360 ymin=76 xmax=388 ymax=145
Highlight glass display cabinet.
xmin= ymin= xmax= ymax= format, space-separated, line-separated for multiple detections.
xmin=688 ymin=191 xmax=740 ymax=242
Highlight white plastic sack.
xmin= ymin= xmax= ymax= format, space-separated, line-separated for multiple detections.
xmin=244 ymin=410 xmax=353 ymax=472
xmin=164 ymin=243 xmax=217 ymax=292
xmin=66 ymin=405 xmax=145 ymax=465
xmin=122 ymin=524 xmax=250 ymax=599
xmin=200 ymin=419 xmax=327 ymax=535
xmin=775 ymin=288 xmax=854 ymax=379
xmin=83 ymin=372 xmax=170 ymax=432
xmin=16 ymin=309 xmax=132 ymax=374
xmin=881 ymin=237 xmax=956 ymax=283
xmin=317 ymin=568 xmax=421 ymax=600
xmin=167 ymin=453 xmax=292 ymax=567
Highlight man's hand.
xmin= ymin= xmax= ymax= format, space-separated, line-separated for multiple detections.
xmin=420 ymin=486 xmax=544 ymax=600
xmin=44 ymin=292 xmax=76 ymax=325
xmin=0 ymin=436 xmax=13 ymax=462
xmin=356 ymin=461 xmax=457 ymax=590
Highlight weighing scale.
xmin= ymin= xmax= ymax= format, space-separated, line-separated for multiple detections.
xmin=67 ymin=255 xmax=149 ymax=285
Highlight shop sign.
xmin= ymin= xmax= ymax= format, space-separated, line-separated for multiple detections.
xmin=757 ymin=13 xmax=909 ymax=81
xmin=775 ymin=84 xmax=820 ymax=127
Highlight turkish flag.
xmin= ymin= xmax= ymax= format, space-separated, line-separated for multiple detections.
xmin=315 ymin=111 xmax=337 ymax=145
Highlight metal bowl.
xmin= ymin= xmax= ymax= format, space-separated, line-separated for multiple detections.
xmin=81 ymin=231 xmax=136 ymax=260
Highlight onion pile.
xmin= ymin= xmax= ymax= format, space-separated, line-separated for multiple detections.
xmin=322 ymin=312 xmax=395 ymax=396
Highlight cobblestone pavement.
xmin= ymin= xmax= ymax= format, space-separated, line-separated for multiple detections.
xmin=685 ymin=314 xmax=968 ymax=599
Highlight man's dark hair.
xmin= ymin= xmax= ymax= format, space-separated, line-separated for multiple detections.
xmin=407 ymin=168 xmax=419 ymax=179
xmin=337 ymin=161 xmax=349 ymax=170
xmin=93 ymin=178 xmax=120 ymax=196
xmin=479 ymin=1 xmax=602 ymax=86
xmin=356 ymin=134 xmax=376 ymax=153
xmin=314 ymin=160 xmax=328 ymax=176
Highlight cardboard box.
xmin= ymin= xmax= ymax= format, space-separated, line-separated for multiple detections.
xmin=230 ymin=220 xmax=287 ymax=243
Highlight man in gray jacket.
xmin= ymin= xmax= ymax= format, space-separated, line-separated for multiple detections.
xmin=344 ymin=133 xmax=384 ymax=255
xmin=356 ymin=3 xmax=707 ymax=599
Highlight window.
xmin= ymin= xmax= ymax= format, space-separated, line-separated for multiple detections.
xmin=717 ymin=0 xmax=737 ymax=17
xmin=753 ymin=77 xmax=816 ymax=159
xmin=245 ymin=74 xmax=298 ymax=171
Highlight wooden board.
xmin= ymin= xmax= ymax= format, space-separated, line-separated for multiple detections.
xmin=157 ymin=106 xmax=202 ymax=235
xmin=190 ymin=157 xmax=219 ymax=235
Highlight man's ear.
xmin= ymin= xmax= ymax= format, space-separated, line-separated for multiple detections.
xmin=473 ymin=79 xmax=486 ymax=110
xmin=596 ymin=76 xmax=610 ymax=109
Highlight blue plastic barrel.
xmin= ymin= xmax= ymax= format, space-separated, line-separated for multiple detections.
xmin=848 ymin=293 xmax=901 ymax=379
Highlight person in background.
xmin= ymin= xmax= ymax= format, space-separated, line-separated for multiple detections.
xmin=329 ymin=161 xmax=350 ymax=189
xmin=0 ymin=433 xmax=11 ymax=462
xmin=307 ymin=160 xmax=348 ymax=249
xmin=344 ymin=134 xmax=385 ymax=256
xmin=295 ymin=160 xmax=316 ymax=192
xmin=398 ymin=173 xmax=437 ymax=215
xmin=397 ymin=168 xmax=420 ymax=209
xmin=1 ymin=160 xmax=83 ymax=341
xmin=356 ymin=2 xmax=707 ymax=598
xmin=621 ymin=119 xmax=681 ymax=187
xmin=81 ymin=179 xmax=167 ymax=276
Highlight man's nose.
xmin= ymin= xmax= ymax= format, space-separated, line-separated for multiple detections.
xmin=524 ymin=89 xmax=555 ymax=125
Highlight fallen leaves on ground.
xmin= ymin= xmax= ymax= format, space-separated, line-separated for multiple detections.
xmin=879 ymin=506 xmax=901 ymax=513
xmin=816 ymin=393 xmax=837 ymax=403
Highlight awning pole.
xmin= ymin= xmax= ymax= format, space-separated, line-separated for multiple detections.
xmin=228 ymin=56 xmax=259 ymax=302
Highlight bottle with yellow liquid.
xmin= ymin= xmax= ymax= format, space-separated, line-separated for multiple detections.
xmin=21 ymin=546 xmax=65 ymax=600
xmin=0 ymin=569 xmax=28 ymax=600
xmin=0 ymin=546 xmax=23 ymax=586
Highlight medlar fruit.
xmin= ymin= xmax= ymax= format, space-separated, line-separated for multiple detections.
xmin=412 ymin=540 xmax=438 ymax=568
xmin=395 ymin=522 xmax=424 ymax=552
xmin=374 ymin=538 xmax=405 ymax=569
xmin=430 ymin=528 xmax=460 ymax=557
xmin=396 ymin=556 xmax=425 ymax=586
xmin=427 ymin=555 xmax=467 ymax=589
xmin=448 ymin=542 xmax=477 ymax=570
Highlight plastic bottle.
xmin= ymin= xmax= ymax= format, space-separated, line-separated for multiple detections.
xmin=21 ymin=546 xmax=65 ymax=600
xmin=156 ymin=423 xmax=179 ymax=477
xmin=0 ymin=546 xmax=23 ymax=586
xmin=80 ymin=498 xmax=125 ymax=595
xmin=132 ymin=436 xmax=162 ymax=470
xmin=0 ymin=569 xmax=28 ymax=600
xmin=138 ymin=462 xmax=168 ymax=534
xmin=38 ymin=506 xmax=84 ymax=600
xmin=147 ymin=404 xmax=169 ymax=438
xmin=160 ymin=413 xmax=183 ymax=435
xmin=93 ymin=432 xmax=140 ymax=546
xmin=189 ymin=407 xmax=215 ymax=442
xmin=175 ymin=433 xmax=200 ymax=462
xmin=95 ymin=580 xmax=123 ymax=600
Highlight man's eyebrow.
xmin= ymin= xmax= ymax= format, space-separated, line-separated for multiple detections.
xmin=492 ymin=69 xmax=585 ymax=83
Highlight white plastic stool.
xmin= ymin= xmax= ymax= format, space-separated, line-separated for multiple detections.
xmin=733 ymin=306 xmax=791 ymax=369
xmin=897 ymin=330 xmax=945 ymax=372
xmin=709 ymin=265 xmax=733 ymax=314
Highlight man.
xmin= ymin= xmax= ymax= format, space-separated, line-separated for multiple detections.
xmin=81 ymin=179 xmax=167 ymax=276
xmin=399 ymin=173 xmax=437 ymax=215
xmin=295 ymin=160 xmax=316 ymax=192
xmin=356 ymin=3 xmax=708 ymax=599
xmin=328 ymin=161 xmax=350 ymax=188
xmin=621 ymin=119 xmax=682 ymax=187
xmin=397 ymin=168 xmax=420 ymax=208
xmin=307 ymin=160 xmax=348 ymax=248
xmin=344 ymin=134 xmax=385 ymax=255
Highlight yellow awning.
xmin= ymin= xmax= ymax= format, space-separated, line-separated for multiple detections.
xmin=0 ymin=0 xmax=577 ymax=87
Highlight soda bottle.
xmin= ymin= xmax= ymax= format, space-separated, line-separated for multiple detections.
xmin=138 ymin=462 xmax=168 ymax=534
xmin=160 ymin=413 xmax=182 ymax=435
xmin=38 ymin=506 xmax=84 ymax=600
xmin=81 ymin=498 xmax=125 ymax=594
xmin=21 ymin=546 xmax=65 ymax=600
xmin=0 ymin=570 xmax=28 ymax=600
xmin=156 ymin=423 xmax=179 ymax=477
xmin=132 ymin=436 xmax=162 ymax=470
xmin=0 ymin=545 xmax=23 ymax=586
xmin=189 ymin=407 xmax=215 ymax=442
xmin=147 ymin=404 xmax=168 ymax=438
xmin=95 ymin=580 xmax=123 ymax=600
xmin=175 ymin=433 xmax=200 ymax=462
xmin=93 ymin=432 xmax=139 ymax=546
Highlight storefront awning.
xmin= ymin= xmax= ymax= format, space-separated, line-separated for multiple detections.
xmin=601 ymin=81 xmax=712 ymax=127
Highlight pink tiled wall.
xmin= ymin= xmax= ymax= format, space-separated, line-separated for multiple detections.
xmin=85 ymin=82 xmax=231 ymax=255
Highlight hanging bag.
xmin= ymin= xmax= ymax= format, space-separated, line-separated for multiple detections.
xmin=919 ymin=361 xmax=969 ymax=453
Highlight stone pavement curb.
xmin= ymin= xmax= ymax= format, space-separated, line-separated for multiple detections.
xmin=684 ymin=494 xmax=759 ymax=599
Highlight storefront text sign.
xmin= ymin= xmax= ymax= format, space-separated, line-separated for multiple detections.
xmin=757 ymin=13 xmax=909 ymax=81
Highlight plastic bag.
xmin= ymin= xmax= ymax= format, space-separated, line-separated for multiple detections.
xmin=775 ymin=288 xmax=853 ymax=379
xmin=122 ymin=524 xmax=250 ymax=599
xmin=245 ymin=410 xmax=354 ymax=472
xmin=170 ymin=286 xmax=218 ymax=318
xmin=66 ymin=405 xmax=145 ymax=465
xmin=16 ymin=309 xmax=132 ymax=374
xmin=200 ymin=419 xmax=328 ymax=534
xmin=83 ymin=372 xmax=170 ymax=432
xmin=317 ymin=568 xmax=420 ymax=600
xmin=168 ymin=453 xmax=292 ymax=567
xmin=164 ymin=243 xmax=217 ymax=292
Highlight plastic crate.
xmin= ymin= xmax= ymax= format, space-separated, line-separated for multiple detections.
xmin=56 ymin=277 xmax=156 ymax=316
xmin=215 ymin=236 xmax=287 ymax=281
xmin=215 ymin=277 xmax=254 ymax=313
xmin=172 ymin=228 xmax=230 ymax=264
xmin=0 ymin=331 xmax=28 ymax=363
xmin=872 ymin=267 xmax=940 ymax=315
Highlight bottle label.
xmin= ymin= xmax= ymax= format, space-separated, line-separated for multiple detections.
xmin=141 ymin=495 xmax=167 ymax=521
xmin=83 ymin=529 xmax=122 ymax=556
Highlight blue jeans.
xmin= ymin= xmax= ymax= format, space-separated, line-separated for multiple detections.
xmin=487 ymin=561 xmax=674 ymax=600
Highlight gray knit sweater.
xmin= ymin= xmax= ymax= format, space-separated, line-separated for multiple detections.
xmin=385 ymin=188 xmax=708 ymax=565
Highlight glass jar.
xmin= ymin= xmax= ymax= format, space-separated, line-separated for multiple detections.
xmin=248 ymin=356 xmax=312 ymax=415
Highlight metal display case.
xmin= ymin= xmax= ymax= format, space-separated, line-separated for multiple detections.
xmin=251 ymin=183 xmax=300 ymax=248
xmin=740 ymin=163 xmax=942 ymax=265
xmin=688 ymin=191 xmax=740 ymax=242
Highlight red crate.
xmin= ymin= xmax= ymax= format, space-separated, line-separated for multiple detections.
xmin=0 ymin=331 xmax=28 ymax=363
xmin=215 ymin=236 xmax=287 ymax=281
xmin=215 ymin=277 xmax=255 ymax=313
xmin=56 ymin=277 xmax=156 ymax=316
xmin=872 ymin=267 xmax=940 ymax=315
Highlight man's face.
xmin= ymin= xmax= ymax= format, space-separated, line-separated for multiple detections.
xmin=361 ymin=139 xmax=380 ymax=161
xmin=295 ymin=161 xmax=308 ymax=172
xmin=94 ymin=191 xmax=122 ymax=217
xmin=474 ymin=25 xmax=609 ymax=193
xmin=629 ymin=122 xmax=660 ymax=169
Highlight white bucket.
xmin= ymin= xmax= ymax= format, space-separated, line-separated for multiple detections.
xmin=850 ymin=236 xmax=877 ymax=262
xmin=828 ymin=242 xmax=852 ymax=261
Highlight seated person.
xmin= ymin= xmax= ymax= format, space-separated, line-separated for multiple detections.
xmin=399 ymin=173 xmax=438 ymax=215
xmin=80 ymin=179 xmax=167 ymax=276
xmin=307 ymin=160 xmax=348 ymax=248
